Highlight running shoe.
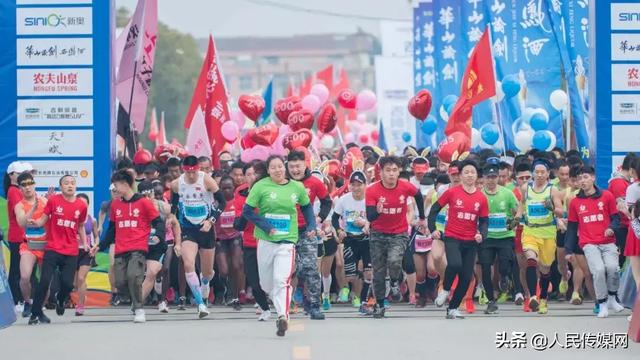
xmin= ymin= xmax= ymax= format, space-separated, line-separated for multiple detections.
xmin=474 ymin=286 xmax=483 ymax=299
xmin=496 ymin=292 xmax=510 ymax=304
xmin=75 ymin=304 xmax=85 ymax=316
xmin=309 ymin=304 xmax=325 ymax=320
xmin=276 ymin=316 xmax=288 ymax=337
xmin=239 ymin=290 xmax=247 ymax=305
xmin=464 ymin=298 xmax=476 ymax=314
xmin=15 ymin=301 xmax=24 ymax=315
xmin=478 ymin=289 xmax=489 ymax=305
xmin=322 ymin=294 xmax=331 ymax=311
xmin=339 ymin=287 xmax=350 ymax=303
xmin=372 ymin=304 xmax=386 ymax=319
xmin=258 ymin=309 xmax=271 ymax=322
xmin=523 ymin=297 xmax=531 ymax=312
xmin=55 ymin=293 xmax=65 ymax=316
xmin=177 ymin=296 xmax=187 ymax=310
xmin=158 ymin=300 xmax=169 ymax=313
xmin=558 ymin=280 xmax=569 ymax=297
xmin=607 ymin=295 xmax=625 ymax=313
xmin=597 ymin=303 xmax=608 ymax=318
xmin=359 ymin=304 xmax=373 ymax=316
xmin=485 ymin=300 xmax=498 ymax=314
xmin=570 ymin=292 xmax=583 ymax=305
xmin=499 ymin=276 xmax=510 ymax=294
xmin=28 ymin=313 xmax=50 ymax=325
xmin=110 ymin=293 xmax=121 ymax=306
xmin=408 ymin=294 xmax=416 ymax=305
xmin=351 ymin=296 xmax=361 ymax=308
xmin=446 ymin=308 xmax=465 ymax=319
xmin=390 ymin=283 xmax=403 ymax=302
xmin=593 ymin=303 xmax=599 ymax=314
xmin=134 ymin=309 xmax=146 ymax=323
xmin=293 ymin=286 xmax=304 ymax=305
xmin=434 ymin=290 xmax=449 ymax=307
xmin=528 ymin=296 xmax=539 ymax=312
xmin=383 ymin=299 xmax=390 ymax=309
xmin=229 ymin=298 xmax=242 ymax=311
xmin=197 ymin=303 xmax=210 ymax=319
xmin=514 ymin=293 xmax=525 ymax=306
xmin=537 ymin=299 xmax=548 ymax=314
xmin=22 ymin=302 xmax=32 ymax=318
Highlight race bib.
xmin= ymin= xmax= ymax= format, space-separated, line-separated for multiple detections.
xmin=25 ymin=227 xmax=45 ymax=239
xmin=182 ymin=203 xmax=208 ymax=225
xmin=414 ymin=233 xmax=433 ymax=253
xmin=527 ymin=202 xmax=549 ymax=219
xmin=220 ymin=211 xmax=235 ymax=228
xmin=265 ymin=213 xmax=291 ymax=236
xmin=488 ymin=214 xmax=508 ymax=232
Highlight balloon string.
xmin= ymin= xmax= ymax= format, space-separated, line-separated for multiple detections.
xmin=335 ymin=127 xmax=348 ymax=154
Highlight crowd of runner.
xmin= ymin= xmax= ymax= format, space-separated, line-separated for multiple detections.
xmin=2 ymin=144 xmax=638 ymax=336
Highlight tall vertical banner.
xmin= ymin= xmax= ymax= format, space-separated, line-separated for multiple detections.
xmin=592 ymin=1 xmax=640 ymax=187
xmin=0 ymin=0 xmax=114 ymax=215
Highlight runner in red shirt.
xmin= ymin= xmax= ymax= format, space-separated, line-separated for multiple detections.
xmin=365 ymin=155 xmax=425 ymax=318
xmin=28 ymin=174 xmax=88 ymax=325
xmin=607 ymin=152 xmax=635 ymax=267
xmin=97 ymin=170 xmax=165 ymax=323
xmin=4 ymin=161 xmax=27 ymax=308
xmin=565 ymin=165 xmax=625 ymax=318
xmin=234 ymin=160 xmax=272 ymax=321
xmin=428 ymin=159 xmax=489 ymax=319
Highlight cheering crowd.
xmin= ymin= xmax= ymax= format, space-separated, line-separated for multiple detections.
xmin=2 ymin=145 xmax=638 ymax=337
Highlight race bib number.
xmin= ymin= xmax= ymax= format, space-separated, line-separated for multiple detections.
xmin=414 ymin=233 xmax=433 ymax=253
xmin=265 ymin=213 xmax=291 ymax=236
xmin=220 ymin=211 xmax=235 ymax=228
xmin=25 ymin=227 xmax=45 ymax=239
xmin=527 ymin=202 xmax=549 ymax=219
xmin=488 ymin=214 xmax=508 ymax=232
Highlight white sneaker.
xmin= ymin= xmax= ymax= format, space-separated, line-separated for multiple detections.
xmin=596 ymin=305 xmax=609 ymax=318
xmin=258 ymin=309 xmax=271 ymax=322
xmin=134 ymin=309 xmax=146 ymax=323
xmin=514 ymin=293 xmax=525 ymax=305
xmin=606 ymin=296 xmax=624 ymax=313
xmin=158 ymin=300 xmax=169 ymax=313
xmin=435 ymin=290 xmax=449 ymax=307
xmin=15 ymin=302 xmax=24 ymax=314
xmin=197 ymin=303 xmax=209 ymax=319
xmin=474 ymin=286 xmax=483 ymax=299
xmin=446 ymin=308 xmax=465 ymax=319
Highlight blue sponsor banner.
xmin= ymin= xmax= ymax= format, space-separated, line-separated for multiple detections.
xmin=0 ymin=0 xmax=113 ymax=215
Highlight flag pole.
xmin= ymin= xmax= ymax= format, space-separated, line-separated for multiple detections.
xmin=486 ymin=25 xmax=507 ymax=156
xmin=125 ymin=60 xmax=139 ymax=159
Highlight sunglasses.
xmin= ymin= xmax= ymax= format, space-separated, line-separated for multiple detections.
xmin=20 ymin=180 xmax=35 ymax=187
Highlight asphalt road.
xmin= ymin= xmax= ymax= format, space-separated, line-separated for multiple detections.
xmin=0 ymin=302 xmax=637 ymax=360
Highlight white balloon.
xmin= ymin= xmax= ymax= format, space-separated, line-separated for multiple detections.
xmin=439 ymin=105 xmax=449 ymax=122
xmin=514 ymin=130 xmax=534 ymax=152
xmin=511 ymin=117 xmax=532 ymax=135
xmin=550 ymin=89 xmax=568 ymax=111
xmin=471 ymin=128 xmax=481 ymax=148
xmin=320 ymin=135 xmax=335 ymax=149
xmin=544 ymin=130 xmax=557 ymax=151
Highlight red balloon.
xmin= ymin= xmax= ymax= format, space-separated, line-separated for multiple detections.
xmin=370 ymin=130 xmax=379 ymax=142
xmin=341 ymin=147 xmax=364 ymax=179
xmin=133 ymin=148 xmax=153 ymax=165
xmin=317 ymin=103 xmax=337 ymax=134
xmin=359 ymin=134 xmax=369 ymax=144
xmin=249 ymin=123 xmax=279 ymax=146
xmin=240 ymin=133 xmax=257 ymax=150
xmin=287 ymin=109 xmax=315 ymax=132
xmin=282 ymin=129 xmax=313 ymax=150
xmin=337 ymin=89 xmax=357 ymax=109
xmin=153 ymin=144 xmax=187 ymax=164
xmin=238 ymin=94 xmax=266 ymax=122
xmin=437 ymin=131 xmax=471 ymax=163
xmin=324 ymin=159 xmax=342 ymax=183
xmin=408 ymin=89 xmax=433 ymax=121
xmin=274 ymin=96 xmax=302 ymax=124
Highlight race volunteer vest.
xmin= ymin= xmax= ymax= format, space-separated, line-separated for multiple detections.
xmin=524 ymin=183 xmax=555 ymax=238
xmin=21 ymin=198 xmax=47 ymax=250
xmin=178 ymin=172 xmax=213 ymax=228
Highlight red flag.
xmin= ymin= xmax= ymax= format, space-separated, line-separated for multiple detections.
xmin=286 ymin=82 xmax=296 ymax=97
xmin=155 ymin=111 xmax=166 ymax=147
xmin=147 ymin=107 xmax=158 ymax=141
xmin=444 ymin=28 xmax=496 ymax=139
xmin=299 ymin=75 xmax=313 ymax=97
xmin=184 ymin=35 xmax=230 ymax=167
xmin=316 ymin=64 xmax=333 ymax=90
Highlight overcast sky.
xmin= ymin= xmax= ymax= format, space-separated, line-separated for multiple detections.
xmin=116 ymin=0 xmax=413 ymax=38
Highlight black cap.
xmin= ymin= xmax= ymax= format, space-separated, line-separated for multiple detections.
xmin=483 ymin=165 xmax=499 ymax=177
xmin=349 ymin=171 xmax=366 ymax=184
xmin=144 ymin=163 xmax=159 ymax=173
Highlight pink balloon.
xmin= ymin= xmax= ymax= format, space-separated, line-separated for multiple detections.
xmin=231 ymin=109 xmax=246 ymax=128
xmin=252 ymin=145 xmax=270 ymax=161
xmin=357 ymin=113 xmax=367 ymax=124
xmin=310 ymin=84 xmax=330 ymax=105
xmin=240 ymin=149 xmax=254 ymax=163
xmin=221 ymin=121 xmax=240 ymax=142
xmin=345 ymin=132 xmax=356 ymax=143
xmin=301 ymin=94 xmax=321 ymax=113
xmin=356 ymin=90 xmax=377 ymax=111
xmin=271 ymin=135 xmax=287 ymax=156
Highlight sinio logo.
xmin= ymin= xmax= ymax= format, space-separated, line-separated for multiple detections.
xmin=24 ymin=14 xmax=66 ymax=27
xmin=619 ymin=12 xmax=640 ymax=22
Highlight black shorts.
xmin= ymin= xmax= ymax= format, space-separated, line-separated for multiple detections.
xmin=556 ymin=230 xmax=565 ymax=248
xmin=182 ymin=226 xmax=215 ymax=249
xmin=322 ymin=236 xmax=338 ymax=257
xmin=216 ymin=237 xmax=242 ymax=252
xmin=478 ymin=238 xmax=514 ymax=265
xmin=147 ymin=242 xmax=168 ymax=262
xmin=77 ymin=249 xmax=92 ymax=269
xmin=343 ymin=235 xmax=371 ymax=277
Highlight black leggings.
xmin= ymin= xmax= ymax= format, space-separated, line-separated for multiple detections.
xmin=8 ymin=242 xmax=22 ymax=304
xmin=243 ymin=247 xmax=269 ymax=311
xmin=31 ymin=251 xmax=77 ymax=316
xmin=443 ymin=237 xmax=478 ymax=310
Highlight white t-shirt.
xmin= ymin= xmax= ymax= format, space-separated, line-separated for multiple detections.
xmin=334 ymin=192 xmax=366 ymax=235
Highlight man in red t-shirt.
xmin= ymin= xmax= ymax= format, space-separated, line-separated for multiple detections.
xmin=97 ymin=170 xmax=164 ymax=323
xmin=427 ymin=160 xmax=489 ymax=319
xmin=565 ymin=166 xmax=625 ymax=318
xmin=286 ymin=150 xmax=332 ymax=320
xmin=365 ymin=156 xmax=425 ymax=318
xmin=607 ymin=152 xmax=635 ymax=267
xmin=28 ymin=174 xmax=88 ymax=325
